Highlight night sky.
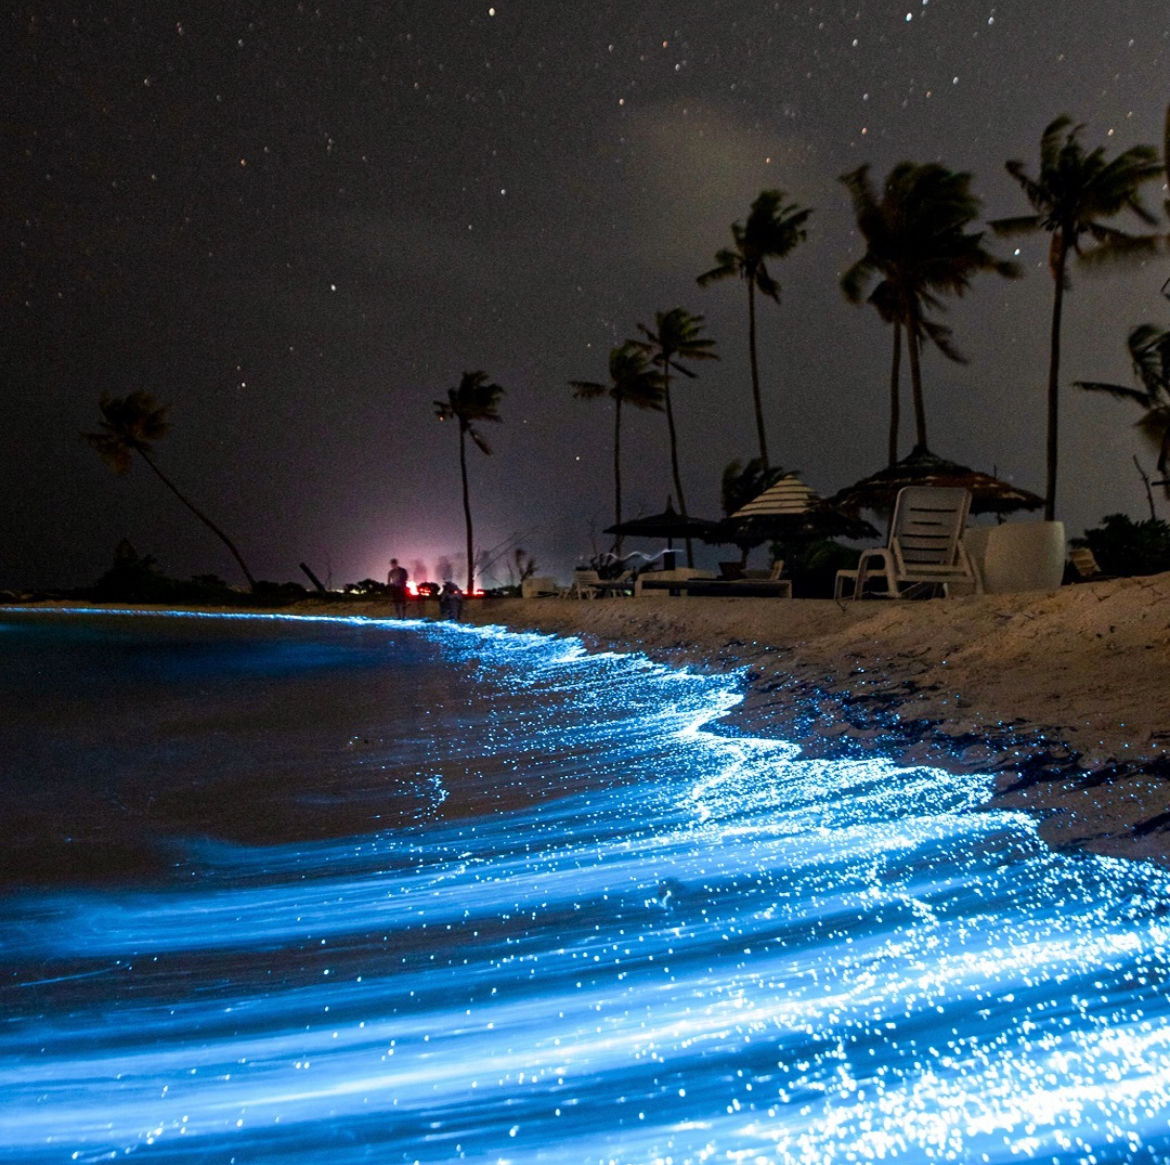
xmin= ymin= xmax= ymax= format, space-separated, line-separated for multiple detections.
xmin=5 ymin=3 xmax=1168 ymax=592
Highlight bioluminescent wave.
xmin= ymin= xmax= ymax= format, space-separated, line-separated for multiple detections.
xmin=2 ymin=610 xmax=1169 ymax=1163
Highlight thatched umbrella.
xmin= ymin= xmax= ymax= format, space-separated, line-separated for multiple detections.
xmin=605 ymin=498 xmax=721 ymax=542
xmin=713 ymin=472 xmax=877 ymax=565
xmin=827 ymin=445 xmax=1044 ymax=516
xmin=729 ymin=472 xmax=877 ymax=538
xmin=605 ymin=499 xmax=721 ymax=566
xmin=731 ymin=472 xmax=819 ymax=520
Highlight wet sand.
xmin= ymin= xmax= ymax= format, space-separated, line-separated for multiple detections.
xmin=456 ymin=574 xmax=1170 ymax=869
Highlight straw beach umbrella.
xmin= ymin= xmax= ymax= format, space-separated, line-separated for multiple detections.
xmin=828 ymin=444 xmax=1044 ymax=517
xmin=730 ymin=472 xmax=877 ymax=537
xmin=731 ymin=472 xmax=819 ymax=521
xmin=716 ymin=472 xmax=877 ymax=568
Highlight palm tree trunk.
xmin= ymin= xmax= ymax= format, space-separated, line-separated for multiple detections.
xmin=907 ymin=319 xmax=928 ymax=450
xmin=888 ymin=322 xmax=902 ymax=466
xmin=612 ymin=398 xmax=623 ymax=555
xmin=747 ymin=279 xmax=769 ymax=469
xmin=459 ymin=427 xmax=475 ymax=593
xmin=1045 ymin=238 xmax=1067 ymax=522
xmin=663 ymin=375 xmax=693 ymax=567
xmin=137 ymin=449 xmax=257 ymax=590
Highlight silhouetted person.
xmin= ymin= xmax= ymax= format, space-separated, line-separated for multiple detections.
xmin=387 ymin=558 xmax=409 ymax=617
xmin=438 ymin=579 xmax=463 ymax=620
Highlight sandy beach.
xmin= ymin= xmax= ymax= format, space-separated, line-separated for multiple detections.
xmin=454 ymin=574 xmax=1170 ymax=869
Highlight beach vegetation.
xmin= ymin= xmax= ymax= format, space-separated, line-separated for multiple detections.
xmin=83 ymin=391 xmax=258 ymax=591
xmin=1075 ymin=324 xmax=1170 ymax=500
xmin=777 ymin=537 xmax=861 ymax=599
xmin=343 ymin=578 xmax=389 ymax=596
xmin=698 ymin=189 xmax=812 ymax=470
xmin=840 ymin=162 xmax=1019 ymax=463
xmin=1073 ymin=512 xmax=1170 ymax=576
xmin=88 ymin=540 xmax=242 ymax=604
xmin=993 ymin=116 xmax=1162 ymax=521
xmin=434 ymin=370 xmax=506 ymax=594
xmin=512 ymin=547 xmax=538 ymax=585
xmin=632 ymin=307 xmax=719 ymax=566
xmin=571 ymin=343 xmax=665 ymax=553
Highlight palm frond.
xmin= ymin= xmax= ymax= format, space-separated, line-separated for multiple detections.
xmin=571 ymin=344 xmax=663 ymax=410
xmin=1076 ymin=227 xmax=1161 ymax=265
xmin=1074 ymin=378 xmax=1153 ymax=405
xmin=83 ymin=432 xmax=135 ymax=475
xmin=1128 ymin=324 xmax=1170 ymax=393
xmin=570 ymin=379 xmax=609 ymax=401
xmin=918 ymin=318 xmax=967 ymax=364
xmin=436 ymin=371 xmax=504 ymax=455
xmin=468 ymin=428 xmax=494 ymax=456
xmin=755 ymin=267 xmax=781 ymax=302
xmin=696 ymin=249 xmax=741 ymax=286
xmin=990 ymin=212 xmax=1044 ymax=236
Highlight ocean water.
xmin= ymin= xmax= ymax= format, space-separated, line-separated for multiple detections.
xmin=2 ymin=609 xmax=1169 ymax=1164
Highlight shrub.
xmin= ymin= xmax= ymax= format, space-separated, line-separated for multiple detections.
xmin=1073 ymin=513 xmax=1170 ymax=577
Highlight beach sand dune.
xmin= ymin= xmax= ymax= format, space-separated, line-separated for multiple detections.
xmin=464 ymin=573 xmax=1170 ymax=868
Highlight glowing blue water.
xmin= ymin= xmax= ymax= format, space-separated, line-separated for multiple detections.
xmin=2 ymin=609 xmax=1169 ymax=1163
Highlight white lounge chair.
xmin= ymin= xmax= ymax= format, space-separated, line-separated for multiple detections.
xmin=633 ymin=567 xmax=717 ymax=596
xmin=682 ymin=559 xmax=793 ymax=597
xmin=569 ymin=569 xmax=602 ymax=599
xmin=834 ymin=486 xmax=979 ymax=599
xmin=593 ymin=570 xmax=637 ymax=597
xmin=520 ymin=576 xmax=560 ymax=599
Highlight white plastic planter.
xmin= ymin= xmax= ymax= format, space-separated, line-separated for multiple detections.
xmin=981 ymin=520 xmax=1066 ymax=593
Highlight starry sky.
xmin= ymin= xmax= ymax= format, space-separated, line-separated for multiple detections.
xmin=5 ymin=2 xmax=1168 ymax=592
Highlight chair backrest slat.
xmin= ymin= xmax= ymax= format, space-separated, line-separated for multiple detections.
xmin=889 ymin=487 xmax=971 ymax=569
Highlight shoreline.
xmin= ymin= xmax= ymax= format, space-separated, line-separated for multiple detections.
xmin=456 ymin=579 xmax=1170 ymax=870
xmin=9 ymin=577 xmax=1170 ymax=868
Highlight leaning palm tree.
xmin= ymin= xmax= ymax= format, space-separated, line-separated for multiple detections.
xmin=571 ymin=342 xmax=664 ymax=553
xmin=1076 ymin=324 xmax=1170 ymax=499
xmin=840 ymin=162 xmax=1019 ymax=463
xmin=434 ymin=370 xmax=505 ymax=594
xmin=632 ymin=307 xmax=718 ymax=565
xmin=697 ymin=189 xmax=812 ymax=469
xmin=83 ymin=390 xmax=257 ymax=590
xmin=992 ymin=116 xmax=1162 ymax=520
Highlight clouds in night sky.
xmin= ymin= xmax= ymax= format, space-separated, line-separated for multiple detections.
xmin=4 ymin=3 xmax=1168 ymax=590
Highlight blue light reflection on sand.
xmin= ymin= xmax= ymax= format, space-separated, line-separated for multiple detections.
xmin=2 ymin=610 xmax=1170 ymax=1162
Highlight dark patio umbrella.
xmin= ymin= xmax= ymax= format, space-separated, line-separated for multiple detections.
xmin=827 ymin=445 xmax=1044 ymax=516
xmin=604 ymin=499 xmax=721 ymax=546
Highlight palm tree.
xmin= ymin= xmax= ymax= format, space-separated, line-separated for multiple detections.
xmin=434 ymin=370 xmax=505 ymax=594
xmin=632 ymin=307 xmax=718 ymax=565
xmin=83 ymin=390 xmax=257 ymax=590
xmin=697 ymin=189 xmax=812 ymax=469
xmin=1076 ymin=324 xmax=1170 ymax=499
xmin=992 ymin=116 xmax=1161 ymax=520
xmin=1073 ymin=106 xmax=1170 ymax=505
xmin=840 ymin=162 xmax=1019 ymax=463
xmin=571 ymin=342 xmax=664 ymax=552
